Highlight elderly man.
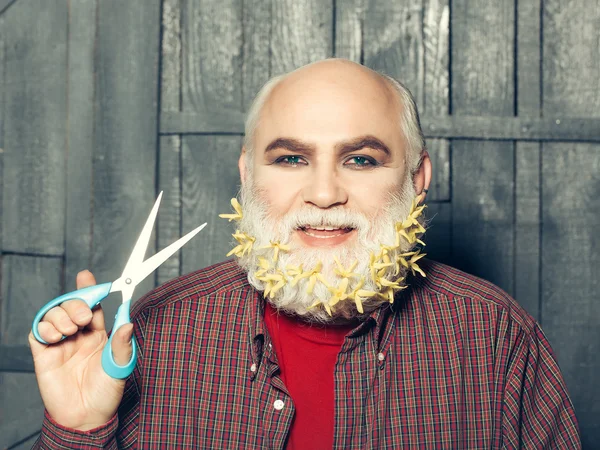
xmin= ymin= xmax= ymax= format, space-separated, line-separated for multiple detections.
xmin=30 ymin=59 xmax=580 ymax=449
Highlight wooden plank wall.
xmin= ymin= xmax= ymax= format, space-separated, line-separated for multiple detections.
xmin=1 ymin=0 xmax=599 ymax=447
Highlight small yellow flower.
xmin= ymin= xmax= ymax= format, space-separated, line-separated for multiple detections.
xmin=258 ymin=271 xmax=287 ymax=298
xmin=226 ymin=231 xmax=255 ymax=257
xmin=309 ymin=298 xmax=332 ymax=316
xmin=333 ymin=257 xmax=360 ymax=280
xmin=219 ymin=198 xmax=243 ymax=222
xmin=256 ymin=257 xmax=271 ymax=278
xmin=328 ymin=278 xmax=350 ymax=308
xmin=348 ymin=278 xmax=377 ymax=314
xmin=378 ymin=278 xmax=407 ymax=303
xmin=290 ymin=262 xmax=327 ymax=295
xmin=261 ymin=241 xmax=290 ymax=263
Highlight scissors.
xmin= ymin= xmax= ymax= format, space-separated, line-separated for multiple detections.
xmin=32 ymin=191 xmax=207 ymax=379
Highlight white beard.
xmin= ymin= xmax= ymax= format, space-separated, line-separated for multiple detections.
xmin=235 ymin=173 xmax=420 ymax=323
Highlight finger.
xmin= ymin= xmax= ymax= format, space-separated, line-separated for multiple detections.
xmin=88 ymin=304 xmax=106 ymax=332
xmin=36 ymin=321 xmax=64 ymax=344
xmin=111 ymin=323 xmax=134 ymax=366
xmin=41 ymin=306 xmax=78 ymax=337
xmin=76 ymin=270 xmax=97 ymax=290
xmin=29 ymin=331 xmax=49 ymax=358
xmin=61 ymin=299 xmax=93 ymax=327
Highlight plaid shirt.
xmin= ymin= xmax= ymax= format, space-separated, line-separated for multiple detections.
xmin=35 ymin=259 xmax=581 ymax=449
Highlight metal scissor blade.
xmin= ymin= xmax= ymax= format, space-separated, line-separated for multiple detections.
xmin=121 ymin=191 xmax=164 ymax=278
xmin=130 ymin=223 xmax=207 ymax=287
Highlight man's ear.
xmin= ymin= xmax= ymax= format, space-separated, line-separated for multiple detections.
xmin=239 ymin=146 xmax=247 ymax=186
xmin=413 ymin=150 xmax=432 ymax=201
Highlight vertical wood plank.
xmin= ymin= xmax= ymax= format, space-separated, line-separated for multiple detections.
xmin=181 ymin=0 xmax=243 ymax=113
xmin=514 ymin=0 xmax=542 ymax=320
xmin=423 ymin=202 xmax=452 ymax=265
xmin=157 ymin=136 xmax=182 ymax=285
xmin=92 ymin=0 xmax=160 ymax=327
xmin=450 ymin=0 xmax=515 ymax=295
xmin=242 ymin=0 xmax=272 ymax=108
xmin=452 ymin=140 xmax=514 ymax=293
xmin=65 ymin=0 xmax=96 ymax=288
xmin=0 ymin=373 xmax=43 ymax=449
xmin=181 ymin=136 xmax=242 ymax=274
xmin=158 ymin=0 xmax=183 ymax=285
xmin=270 ymin=0 xmax=333 ymax=75
xmin=1 ymin=0 xmax=67 ymax=255
xmin=1 ymin=255 xmax=62 ymax=345
xmin=542 ymin=1 xmax=600 ymax=444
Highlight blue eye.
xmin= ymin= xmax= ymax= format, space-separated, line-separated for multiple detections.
xmin=346 ymin=156 xmax=377 ymax=168
xmin=275 ymin=155 xmax=306 ymax=166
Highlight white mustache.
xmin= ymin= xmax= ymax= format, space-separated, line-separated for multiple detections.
xmin=278 ymin=208 xmax=371 ymax=238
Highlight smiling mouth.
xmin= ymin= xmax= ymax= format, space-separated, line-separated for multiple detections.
xmin=299 ymin=226 xmax=354 ymax=238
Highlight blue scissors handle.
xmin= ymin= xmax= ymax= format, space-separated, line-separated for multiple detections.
xmin=31 ymin=282 xmax=137 ymax=379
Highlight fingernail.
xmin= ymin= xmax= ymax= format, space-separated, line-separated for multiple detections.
xmin=77 ymin=311 xmax=92 ymax=321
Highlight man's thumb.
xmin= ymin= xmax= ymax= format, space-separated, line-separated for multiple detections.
xmin=111 ymin=323 xmax=134 ymax=366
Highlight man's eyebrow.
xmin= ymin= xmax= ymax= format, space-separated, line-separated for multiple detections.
xmin=336 ymin=135 xmax=391 ymax=156
xmin=264 ymin=138 xmax=316 ymax=154
xmin=263 ymin=135 xmax=391 ymax=156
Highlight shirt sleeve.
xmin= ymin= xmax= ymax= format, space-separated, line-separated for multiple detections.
xmin=502 ymin=322 xmax=582 ymax=449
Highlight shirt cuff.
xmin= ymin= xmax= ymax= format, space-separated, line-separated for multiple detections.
xmin=38 ymin=409 xmax=118 ymax=449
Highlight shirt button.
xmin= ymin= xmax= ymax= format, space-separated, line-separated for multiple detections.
xmin=250 ymin=363 xmax=257 ymax=373
xmin=273 ymin=399 xmax=285 ymax=410
xmin=377 ymin=352 xmax=385 ymax=362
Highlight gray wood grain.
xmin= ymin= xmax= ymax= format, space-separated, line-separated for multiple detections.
xmin=451 ymin=140 xmax=514 ymax=295
xmin=450 ymin=0 xmax=514 ymax=295
xmin=0 ymin=12 xmax=4 ymax=256
xmin=451 ymin=0 xmax=514 ymax=116
xmin=514 ymin=0 xmax=542 ymax=321
xmin=1 ymin=255 xmax=62 ymax=346
xmin=158 ymin=0 xmax=183 ymax=286
xmin=161 ymin=0 xmax=182 ymax=113
xmin=91 ymin=0 xmax=160 ymax=328
xmin=181 ymin=0 xmax=243 ymax=113
xmin=270 ymin=0 xmax=333 ymax=75
xmin=161 ymin=112 xmax=600 ymax=142
xmin=65 ymin=0 xmax=96 ymax=287
xmin=514 ymin=142 xmax=540 ymax=319
xmin=541 ymin=144 xmax=600 ymax=446
xmin=1 ymin=0 xmax=67 ymax=255
xmin=242 ymin=0 xmax=272 ymax=108
xmin=0 ymin=345 xmax=33 ymax=372
xmin=423 ymin=202 xmax=451 ymax=266
xmin=542 ymin=1 xmax=600 ymax=444
xmin=0 ymin=373 xmax=43 ymax=449
xmin=181 ymin=136 xmax=242 ymax=274
xmin=157 ymin=136 xmax=182 ymax=285
xmin=6 ymin=432 xmax=40 ymax=450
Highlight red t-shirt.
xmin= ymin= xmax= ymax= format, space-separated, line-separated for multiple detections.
xmin=263 ymin=302 xmax=356 ymax=450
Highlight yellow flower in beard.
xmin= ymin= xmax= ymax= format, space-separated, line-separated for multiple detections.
xmin=378 ymin=277 xmax=407 ymax=304
xmin=256 ymin=257 xmax=271 ymax=278
xmin=333 ymin=257 xmax=361 ymax=280
xmin=309 ymin=298 xmax=332 ymax=316
xmin=261 ymin=241 xmax=290 ymax=263
xmin=219 ymin=198 xmax=243 ymax=222
xmin=259 ymin=270 xmax=287 ymax=299
xmin=289 ymin=262 xmax=327 ymax=295
xmin=348 ymin=278 xmax=378 ymax=314
xmin=328 ymin=278 xmax=350 ymax=308
xmin=226 ymin=231 xmax=255 ymax=257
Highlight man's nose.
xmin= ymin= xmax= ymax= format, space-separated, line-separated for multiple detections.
xmin=301 ymin=167 xmax=348 ymax=208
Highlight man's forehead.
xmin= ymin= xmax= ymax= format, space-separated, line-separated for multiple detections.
xmin=255 ymin=60 xmax=402 ymax=149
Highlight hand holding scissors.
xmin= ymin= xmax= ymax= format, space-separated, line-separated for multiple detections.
xmin=31 ymin=191 xmax=206 ymax=379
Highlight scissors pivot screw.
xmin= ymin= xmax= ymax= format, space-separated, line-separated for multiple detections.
xmin=125 ymin=278 xmax=132 ymax=284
